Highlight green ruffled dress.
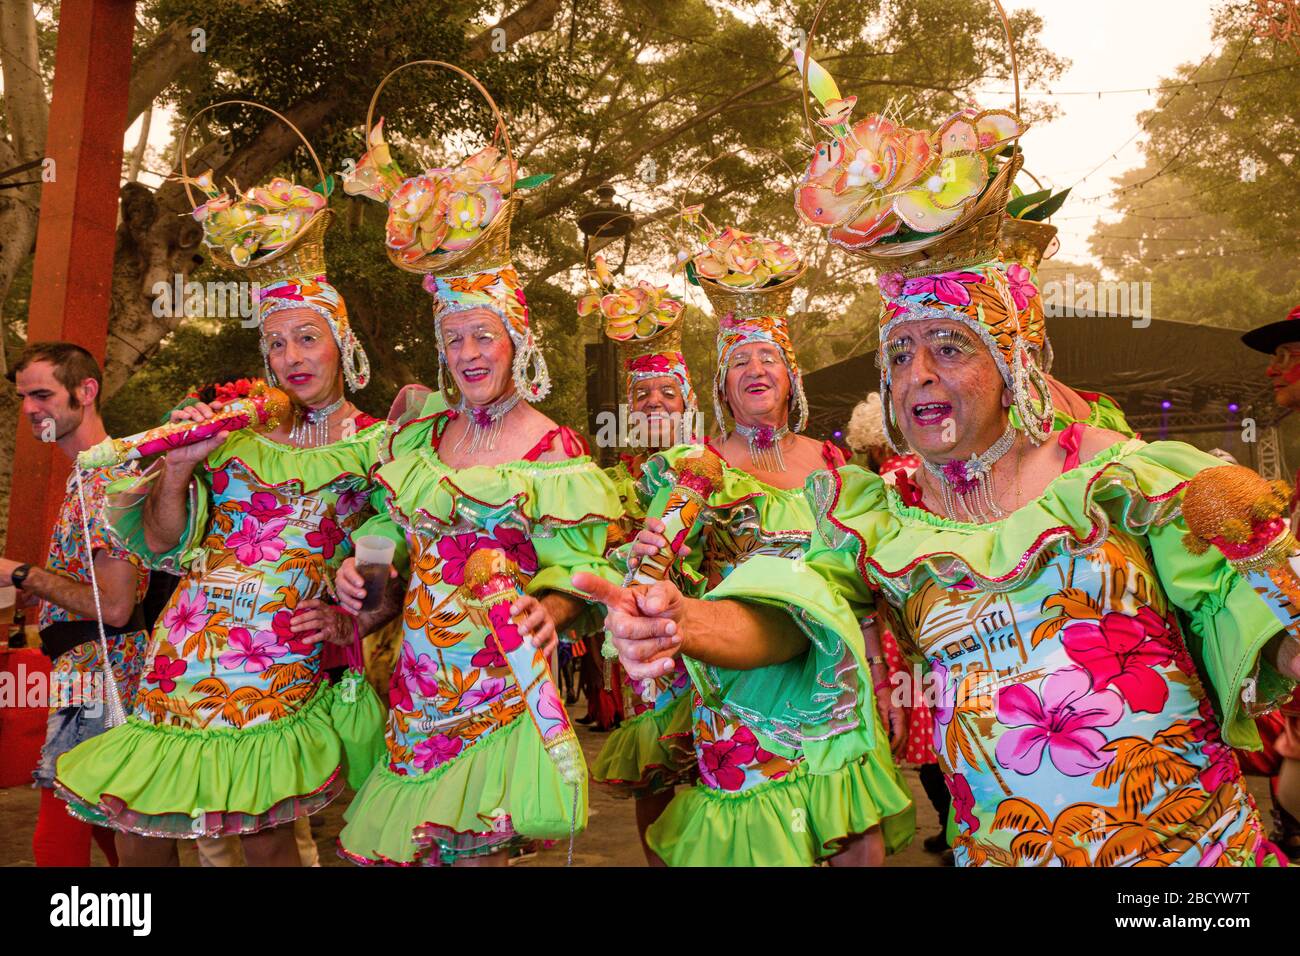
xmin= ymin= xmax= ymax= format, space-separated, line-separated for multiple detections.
xmin=55 ymin=421 xmax=393 ymax=837
xmin=632 ymin=443 xmax=915 ymax=866
xmin=712 ymin=438 xmax=1291 ymax=866
xmin=592 ymin=454 xmax=697 ymax=798
xmin=337 ymin=390 xmax=624 ymax=865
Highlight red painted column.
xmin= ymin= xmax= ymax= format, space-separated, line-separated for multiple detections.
xmin=6 ymin=0 xmax=136 ymax=563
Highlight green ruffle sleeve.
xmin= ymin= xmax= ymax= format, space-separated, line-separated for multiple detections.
xmin=808 ymin=442 xmax=1292 ymax=750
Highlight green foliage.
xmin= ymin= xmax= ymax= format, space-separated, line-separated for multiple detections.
xmin=124 ymin=0 xmax=1065 ymax=441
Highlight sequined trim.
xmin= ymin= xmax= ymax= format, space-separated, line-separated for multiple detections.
xmin=811 ymin=451 xmax=1187 ymax=601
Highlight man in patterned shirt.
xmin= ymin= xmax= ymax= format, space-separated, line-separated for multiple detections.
xmin=3 ymin=342 xmax=150 ymax=866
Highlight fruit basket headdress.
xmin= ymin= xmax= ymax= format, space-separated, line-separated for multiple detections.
xmin=177 ymin=100 xmax=370 ymax=392
xmin=343 ymin=61 xmax=553 ymax=404
xmin=676 ymin=151 xmax=810 ymax=439
xmin=795 ymin=0 xmax=1058 ymax=451
xmin=578 ymin=247 xmax=697 ymax=420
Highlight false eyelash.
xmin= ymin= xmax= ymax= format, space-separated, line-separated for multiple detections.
xmin=884 ymin=338 xmax=912 ymax=359
xmin=929 ymin=328 xmax=979 ymax=354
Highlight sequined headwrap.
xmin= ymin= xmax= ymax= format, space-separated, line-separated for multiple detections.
xmin=256 ymin=276 xmax=370 ymax=392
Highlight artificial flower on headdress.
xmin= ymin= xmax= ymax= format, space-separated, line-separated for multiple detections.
xmin=255 ymin=275 xmax=370 ymax=391
xmin=344 ymin=112 xmax=554 ymax=404
xmin=577 ymin=254 xmax=685 ymax=341
xmin=673 ymin=208 xmax=801 ymax=291
xmin=343 ymin=118 xmax=552 ymax=267
xmin=179 ymin=170 xmax=328 ymax=267
xmin=792 ymin=49 xmax=1027 ymax=252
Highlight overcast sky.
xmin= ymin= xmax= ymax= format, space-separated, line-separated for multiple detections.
xmin=979 ymin=0 xmax=1222 ymax=265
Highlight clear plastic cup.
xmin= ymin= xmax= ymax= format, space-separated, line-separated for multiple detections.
xmin=353 ymin=535 xmax=396 ymax=612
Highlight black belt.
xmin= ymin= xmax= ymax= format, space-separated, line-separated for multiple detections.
xmin=39 ymin=605 xmax=148 ymax=660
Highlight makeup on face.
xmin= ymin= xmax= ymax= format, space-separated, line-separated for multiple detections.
xmin=631 ymin=376 xmax=686 ymax=415
xmin=263 ymin=311 xmax=341 ymax=403
xmin=442 ymin=309 xmax=513 ymax=401
xmin=726 ymin=342 xmax=791 ymax=411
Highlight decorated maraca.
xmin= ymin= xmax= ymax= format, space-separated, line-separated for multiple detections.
xmin=78 ymin=382 xmax=290 ymax=469
xmin=1182 ymin=464 xmax=1300 ymax=638
xmin=605 ymin=449 xmax=724 ymax=703
xmin=463 ymin=548 xmax=585 ymax=786
xmin=626 ymin=449 xmax=724 ymax=584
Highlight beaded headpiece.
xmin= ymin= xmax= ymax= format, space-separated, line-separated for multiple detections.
xmin=578 ymin=253 xmax=697 ymax=415
xmin=177 ymin=101 xmax=369 ymax=391
xmin=343 ymin=61 xmax=554 ymax=403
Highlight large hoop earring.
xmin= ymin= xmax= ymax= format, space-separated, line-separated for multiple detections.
xmin=1012 ymin=343 xmax=1054 ymax=445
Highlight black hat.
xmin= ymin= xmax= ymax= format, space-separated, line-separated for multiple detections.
xmin=1241 ymin=304 xmax=1300 ymax=354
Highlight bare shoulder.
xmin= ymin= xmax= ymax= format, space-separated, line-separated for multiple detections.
xmin=1077 ymin=425 xmax=1131 ymax=461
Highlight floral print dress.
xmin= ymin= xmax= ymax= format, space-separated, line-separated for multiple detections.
xmin=752 ymin=439 xmax=1296 ymax=867
xmin=633 ymin=442 xmax=915 ymax=866
xmin=55 ymin=421 xmax=392 ymax=837
xmin=338 ymin=390 xmax=622 ymax=866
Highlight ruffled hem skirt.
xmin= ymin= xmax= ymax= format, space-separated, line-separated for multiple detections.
xmin=592 ymin=693 xmax=696 ymax=798
xmin=53 ymin=682 xmax=376 ymax=838
xmin=337 ymin=713 xmax=588 ymax=866
xmin=646 ymin=736 xmax=915 ymax=867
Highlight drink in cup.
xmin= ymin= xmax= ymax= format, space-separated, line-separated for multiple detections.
xmin=354 ymin=535 xmax=396 ymax=612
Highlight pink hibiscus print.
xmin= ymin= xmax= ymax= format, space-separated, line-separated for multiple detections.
xmin=537 ymin=681 xmax=570 ymax=737
xmin=930 ymin=660 xmax=957 ymax=756
xmin=482 ymin=527 xmax=539 ymax=574
xmin=412 ymin=733 xmax=463 ymax=771
xmin=945 ymin=772 xmax=980 ymax=834
xmin=437 ymin=532 xmax=482 ymax=585
xmin=162 ymin=588 xmax=210 ymax=642
xmin=1190 ymin=718 xmax=1240 ymax=793
xmin=487 ymin=601 xmax=524 ymax=653
xmin=389 ymin=664 xmax=413 ymax=711
xmin=1061 ymin=606 xmax=1175 ymax=714
xmin=730 ymin=724 xmax=774 ymax=764
xmin=211 ymin=467 xmax=230 ymax=495
xmin=470 ymin=634 xmax=508 ymax=669
xmin=1006 ymin=262 xmax=1038 ymax=311
xmin=240 ymin=491 xmax=293 ymax=522
xmin=143 ymin=655 xmax=187 ymax=694
xmin=399 ymin=641 xmax=440 ymax=699
xmin=271 ymin=609 xmax=313 ymax=655
xmin=336 ymin=486 xmax=367 ymax=517
xmin=460 ymin=675 xmax=507 ymax=709
xmin=901 ymin=271 xmax=984 ymax=307
xmin=995 ymin=667 xmax=1122 ymax=777
xmin=1197 ymin=842 xmax=1227 ymax=867
xmin=226 ymin=515 xmax=288 ymax=565
xmin=306 ymin=517 xmax=345 ymax=559
xmin=218 ymin=627 xmax=289 ymax=673
xmin=697 ymin=733 xmax=758 ymax=791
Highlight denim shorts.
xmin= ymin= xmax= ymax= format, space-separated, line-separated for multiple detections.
xmin=33 ymin=705 xmax=107 ymax=789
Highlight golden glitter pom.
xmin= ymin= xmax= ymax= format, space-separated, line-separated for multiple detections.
xmin=256 ymin=383 xmax=292 ymax=432
xmin=1181 ymin=464 xmax=1294 ymax=542
xmin=1181 ymin=531 xmax=1211 ymax=556
xmin=463 ymin=548 xmax=519 ymax=591
xmin=678 ymin=448 xmax=724 ymax=491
